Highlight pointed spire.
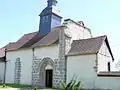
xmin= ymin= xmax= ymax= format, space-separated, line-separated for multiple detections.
xmin=47 ymin=0 xmax=57 ymax=7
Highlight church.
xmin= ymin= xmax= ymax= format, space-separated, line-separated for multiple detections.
xmin=0 ymin=0 xmax=120 ymax=89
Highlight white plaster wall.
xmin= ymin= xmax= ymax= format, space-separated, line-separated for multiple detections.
xmin=64 ymin=20 xmax=91 ymax=42
xmin=67 ymin=54 xmax=120 ymax=90
xmin=0 ymin=62 xmax=5 ymax=82
xmin=34 ymin=45 xmax=59 ymax=60
xmin=67 ymin=54 xmax=97 ymax=89
xmin=98 ymin=41 xmax=113 ymax=72
xmin=94 ymin=76 xmax=120 ymax=90
xmin=5 ymin=49 xmax=33 ymax=85
xmin=5 ymin=55 xmax=15 ymax=83
xmin=97 ymin=54 xmax=108 ymax=72
xmin=83 ymin=28 xmax=91 ymax=39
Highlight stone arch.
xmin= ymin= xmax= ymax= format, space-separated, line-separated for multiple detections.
xmin=39 ymin=57 xmax=54 ymax=69
xmin=45 ymin=64 xmax=53 ymax=70
xmin=39 ymin=57 xmax=54 ymax=87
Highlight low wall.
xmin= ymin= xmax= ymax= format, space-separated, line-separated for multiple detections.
xmin=80 ymin=74 xmax=120 ymax=90
xmin=94 ymin=76 xmax=120 ymax=90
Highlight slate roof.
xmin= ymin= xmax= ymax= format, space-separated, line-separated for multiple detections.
xmin=31 ymin=28 xmax=59 ymax=48
xmin=0 ymin=26 xmax=63 ymax=55
xmin=4 ymin=32 xmax=37 ymax=51
xmin=68 ymin=35 xmax=114 ymax=60
xmin=0 ymin=32 xmax=37 ymax=57
xmin=21 ymin=33 xmax=47 ymax=48
xmin=22 ymin=26 xmax=64 ymax=48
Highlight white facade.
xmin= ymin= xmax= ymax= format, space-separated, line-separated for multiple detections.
xmin=0 ymin=61 xmax=5 ymax=83
xmin=5 ymin=49 xmax=33 ymax=85
xmin=64 ymin=20 xmax=91 ymax=41
xmin=67 ymin=54 xmax=97 ymax=89
xmin=97 ymin=41 xmax=113 ymax=72
xmin=67 ymin=54 xmax=120 ymax=90
xmin=5 ymin=45 xmax=58 ymax=85
xmin=67 ymin=41 xmax=120 ymax=90
xmin=95 ymin=77 xmax=120 ymax=90
xmin=34 ymin=45 xmax=59 ymax=60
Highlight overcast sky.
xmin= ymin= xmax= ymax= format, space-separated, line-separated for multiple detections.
xmin=0 ymin=0 xmax=120 ymax=63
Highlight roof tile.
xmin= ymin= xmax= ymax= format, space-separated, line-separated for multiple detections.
xmin=4 ymin=32 xmax=37 ymax=51
xmin=68 ymin=35 xmax=106 ymax=55
xmin=31 ymin=28 xmax=59 ymax=48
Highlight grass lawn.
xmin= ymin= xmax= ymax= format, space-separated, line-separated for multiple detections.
xmin=0 ymin=84 xmax=59 ymax=89
xmin=0 ymin=83 xmax=31 ymax=88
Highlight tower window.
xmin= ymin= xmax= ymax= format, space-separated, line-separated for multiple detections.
xmin=108 ymin=62 xmax=110 ymax=72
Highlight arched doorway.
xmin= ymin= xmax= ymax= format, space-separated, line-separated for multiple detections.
xmin=39 ymin=58 xmax=54 ymax=88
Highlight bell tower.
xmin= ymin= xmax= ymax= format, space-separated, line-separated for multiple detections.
xmin=39 ymin=0 xmax=62 ymax=35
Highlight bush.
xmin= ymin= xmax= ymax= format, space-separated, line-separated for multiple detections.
xmin=60 ymin=76 xmax=82 ymax=90
xmin=34 ymin=87 xmax=38 ymax=90
xmin=2 ymin=84 xmax=7 ymax=88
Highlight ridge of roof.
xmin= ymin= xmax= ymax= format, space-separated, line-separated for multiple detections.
xmin=73 ymin=35 xmax=107 ymax=42
xmin=24 ymin=31 xmax=37 ymax=35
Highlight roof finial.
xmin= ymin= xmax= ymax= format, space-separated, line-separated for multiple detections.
xmin=47 ymin=0 xmax=57 ymax=7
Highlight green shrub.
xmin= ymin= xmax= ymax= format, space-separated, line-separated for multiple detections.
xmin=34 ymin=87 xmax=37 ymax=90
xmin=60 ymin=76 xmax=82 ymax=90
xmin=2 ymin=84 xmax=7 ymax=88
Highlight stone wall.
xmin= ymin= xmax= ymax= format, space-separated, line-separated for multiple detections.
xmin=32 ymin=56 xmax=41 ymax=86
xmin=52 ymin=59 xmax=61 ymax=87
xmin=53 ymin=27 xmax=67 ymax=88
xmin=14 ymin=58 xmax=21 ymax=84
xmin=32 ymin=56 xmax=56 ymax=87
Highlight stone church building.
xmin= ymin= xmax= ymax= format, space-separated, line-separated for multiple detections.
xmin=0 ymin=0 xmax=120 ymax=89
